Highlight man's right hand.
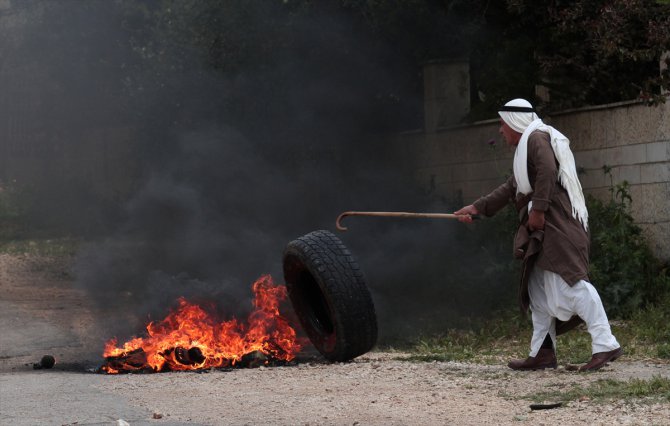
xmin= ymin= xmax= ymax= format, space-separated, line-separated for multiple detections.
xmin=454 ymin=205 xmax=479 ymax=223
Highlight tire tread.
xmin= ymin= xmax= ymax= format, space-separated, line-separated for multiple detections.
xmin=283 ymin=230 xmax=377 ymax=361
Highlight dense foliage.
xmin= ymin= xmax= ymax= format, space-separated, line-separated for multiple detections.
xmin=0 ymin=183 xmax=24 ymax=240
xmin=341 ymin=0 xmax=670 ymax=118
xmin=587 ymin=170 xmax=670 ymax=318
xmin=111 ymin=0 xmax=670 ymax=125
xmin=6 ymin=1 xmax=667 ymax=130
xmin=532 ymin=0 xmax=670 ymax=109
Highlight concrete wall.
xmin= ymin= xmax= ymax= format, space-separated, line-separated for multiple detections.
xmin=423 ymin=60 xmax=470 ymax=131
xmin=396 ymin=100 xmax=670 ymax=261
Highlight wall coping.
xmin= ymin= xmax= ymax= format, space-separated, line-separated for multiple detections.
xmin=399 ymin=117 xmax=498 ymax=136
xmin=401 ymin=98 xmax=649 ymax=136
xmin=547 ymin=99 xmax=645 ymax=116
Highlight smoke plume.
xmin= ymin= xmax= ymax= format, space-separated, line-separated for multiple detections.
xmin=1 ymin=1 xmax=515 ymax=348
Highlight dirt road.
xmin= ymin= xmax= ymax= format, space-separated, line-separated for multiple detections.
xmin=1 ymin=254 xmax=669 ymax=425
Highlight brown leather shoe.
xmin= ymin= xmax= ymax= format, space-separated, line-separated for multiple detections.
xmin=579 ymin=347 xmax=624 ymax=372
xmin=508 ymin=348 xmax=557 ymax=371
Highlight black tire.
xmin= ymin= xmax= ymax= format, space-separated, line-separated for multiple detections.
xmin=282 ymin=230 xmax=377 ymax=362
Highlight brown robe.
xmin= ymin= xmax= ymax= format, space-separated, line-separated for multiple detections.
xmin=473 ymin=131 xmax=589 ymax=333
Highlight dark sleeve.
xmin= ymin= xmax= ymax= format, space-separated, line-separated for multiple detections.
xmin=472 ymin=175 xmax=515 ymax=217
xmin=528 ymin=131 xmax=557 ymax=212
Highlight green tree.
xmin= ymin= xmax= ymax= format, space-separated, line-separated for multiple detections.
xmin=115 ymin=0 xmax=670 ymax=123
xmin=534 ymin=0 xmax=670 ymax=109
xmin=340 ymin=0 xmax=670 ymax=117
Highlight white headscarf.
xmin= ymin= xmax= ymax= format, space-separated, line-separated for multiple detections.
xmin=499 ymin=99 xmax=589 ymax=231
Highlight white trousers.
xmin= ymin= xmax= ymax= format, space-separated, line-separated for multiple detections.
xmin=528 ymin=266 xmax=620 ymax=357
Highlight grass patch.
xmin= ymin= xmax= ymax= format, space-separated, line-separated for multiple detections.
xmin=397 ymin=304 xmax=670 ymax=364
xmin=526 ymin=376 xmax=670 ymax=404
xmin=658 ymin=343 xmax=670 ymax=359
xmin=628 ymin=293 xmax=670 ymax=359
xmin=402 ymin=353 xmax=456 ymax=362
xmin=0 ymin=237 xmax=80 ymax=256
xmin=395 ymin=310 xmax=530 ymax=364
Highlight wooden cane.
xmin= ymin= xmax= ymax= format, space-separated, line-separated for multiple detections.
xmin=335 ymin=211 xmax=480 ymax=231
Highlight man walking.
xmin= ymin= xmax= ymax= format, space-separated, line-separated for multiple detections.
xmin=455 ymin=98 xmax=622 ymax=371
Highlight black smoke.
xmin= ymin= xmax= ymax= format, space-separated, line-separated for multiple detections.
xmin=1 ymin=1 xmax=516 ymax=347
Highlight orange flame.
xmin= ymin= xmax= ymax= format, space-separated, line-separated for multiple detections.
xmin=102 ymin=275 xmax=301 ymax=373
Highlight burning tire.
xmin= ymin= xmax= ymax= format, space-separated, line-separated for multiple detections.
xmin=282 ymin=230 xmax=377 ymax=362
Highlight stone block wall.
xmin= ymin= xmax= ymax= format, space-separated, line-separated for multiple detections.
xmin=396 ymin=100 xmax=670 ymax=261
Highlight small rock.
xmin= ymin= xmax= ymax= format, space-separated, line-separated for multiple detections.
xmin=153 ymin=413 xmax=163 ymax=419
xmin=33 ymin=355 xmax=55 ymax=370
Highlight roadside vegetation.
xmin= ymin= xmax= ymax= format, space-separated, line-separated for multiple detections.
xmin=396 ymin=303 xmax=670 ymax=364
xmin=526 ymin=376 xmax=670 ymax=404
xmin=0 ymin=182 xmax=80 ymax=257
xmin=0 ymin=238 xmax=80 ymax=257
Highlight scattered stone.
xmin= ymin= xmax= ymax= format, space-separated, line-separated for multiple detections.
xmin=529 ymin=402 xmax=562 ymax=410
xmin=33 ymin=355 xmax=55 ymax=370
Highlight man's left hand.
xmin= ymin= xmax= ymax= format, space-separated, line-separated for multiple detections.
xmin=528 ymin=209 xmax=545 ymax=231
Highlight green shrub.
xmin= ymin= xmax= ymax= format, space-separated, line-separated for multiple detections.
xmin=625 ymin=291 xmax=670 ymax=358
xmin=658 ymin=343 xmax=670 ymax=359
xmin=458 ymin=166 xmax=670 ymax=321
xmin=587 ymin=169 xmax=670 ymax=318
xmin=0 ymin=181 xmax=29 ymax=240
